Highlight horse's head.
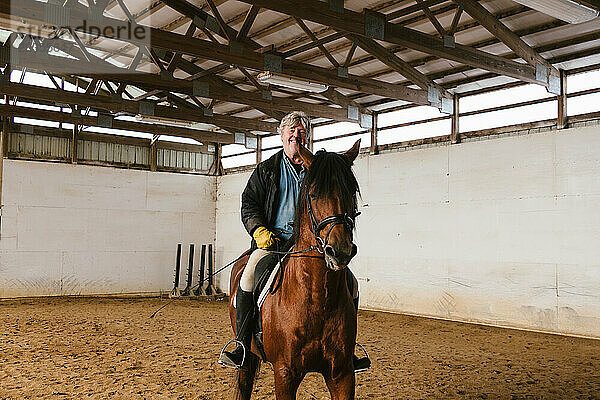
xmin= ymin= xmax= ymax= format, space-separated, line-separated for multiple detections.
xmin=294 ymin=140 xmax=361 ymax=271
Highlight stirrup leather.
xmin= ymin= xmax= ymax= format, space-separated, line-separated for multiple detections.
xmin=218 ymin=339 xmax=247 ymax=369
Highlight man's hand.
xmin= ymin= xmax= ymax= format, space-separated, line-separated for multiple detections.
xmin=253 ymin=226 xmax=277 ymax=249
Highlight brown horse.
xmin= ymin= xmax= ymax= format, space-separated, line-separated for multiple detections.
xmin=227 ymin=140 xmax=362 ymax=400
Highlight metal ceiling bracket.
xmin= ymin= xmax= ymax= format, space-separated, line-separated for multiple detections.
xmin=440 ymin=97 xmax=454 ymax=114
xmin=329 ymin=0 xmax=344 ymax=13
xmin=246 ymin=136 xmax=258 ymax=149
xmin=193 ymin=16 xmax=206 ymax=29
xmin=160 ymin=71 xmax=174 ymax=81
xmin=139 ymin=101 xmax=155 ymax=116
xmin=548 ymin=74 xmax=561 ymax=95
xmin=44 ymin=3 xmax=71 ymax=28
xmin=536 ymin=63 xmax=548 ymax=83
xmin=235 ymin=132 xmax=245 ymax=144
xmin=337 ymin=66 xmax=349 ymax=78
xmin=262 ymin=90 xmax=272 ymax=100
xmin=154 ymin=49 xmax=167 ymax=60
xmin=203 ymin=108 xmax=213 ymax=117
xmin=264 ymin=54 xmax=282 ymax=73
xmin=364 ymin=10 xmax=385 ymax=40
xmin=205 ymin=15 xmax=221 ymax=34
xmin=229 ymin=41 xmax=243 ymax=55
xmin=428 ymin=86 xmax=441 ymax=106
xmin=207 ymin=144 xmax=216 ymax=152
xmin=348 ymin=105 xmax=359 ymax=120
xmin=360 ymin=113 xmax=373 ymax=129
xmin=193 ymin=80 xmax=210 ymax=97
xmin=443 ymin=35 xmax=455 ymax=48
xmin=71 ymin=109 xmax=81 ymax=118
xmin=97 ymin=114 xmax=113 ymax=128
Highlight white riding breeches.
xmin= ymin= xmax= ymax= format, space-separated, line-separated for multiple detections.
xmin=239 ymin=249 xmax=270 ymax=292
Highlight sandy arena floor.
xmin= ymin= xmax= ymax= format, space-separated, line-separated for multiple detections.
xmin=0 ymin=297 xmax=599 ymax=399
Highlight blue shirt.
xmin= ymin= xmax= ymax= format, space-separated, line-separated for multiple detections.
xmin=273 ymin=154 xmax=305 ymax=241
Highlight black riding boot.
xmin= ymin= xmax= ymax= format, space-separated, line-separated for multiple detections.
xmin=219 ymin=287 xmax=254 ymax=368
xmin=353 ymin=295 xmax=371 ymax=373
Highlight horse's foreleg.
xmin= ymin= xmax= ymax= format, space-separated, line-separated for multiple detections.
xmin=324 ymin=371 xmax=355 ymax=400
xmin=273 ymin=364 xmax=303 ymax=400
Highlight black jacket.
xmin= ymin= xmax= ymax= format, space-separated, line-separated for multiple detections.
xmin=241 ymin=150 xmax=283 ymax=247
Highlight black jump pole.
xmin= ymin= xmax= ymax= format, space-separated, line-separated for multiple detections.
xmin=207 ymin=243 xmax=217 ymax=294
xmin=194 ymin=244 xmax=207 ymax=296
xmin=170 ymin=243 xmax=182 ymax=297
xmin=182 ymin=243 xmax=195 ymax=296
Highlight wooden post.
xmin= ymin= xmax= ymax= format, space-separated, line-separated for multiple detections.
xmin=150 ymin=134 xmax=159 ymax=171
xmin=451 ymin=94 xmax=461 ymax=144
xmin=370 ymin=111 xmax=378 ymax=155
xmin=256 ymin=135 xmax=262 ymax=165
xmin=0 ymin=117 xmax=7 ymax=232
xmin=217 ymin=144 xmax=224 ymax=175
xmin=558 ymin=70 xmax=568 ymax=129
xmin=71 ymin=123 xmax=78 ymax=163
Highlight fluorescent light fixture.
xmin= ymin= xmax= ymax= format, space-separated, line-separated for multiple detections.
xmin=136 ymin=115 xmax=193 ymax=128
xmin=512 ymin=0 xmax=598 ymax=24
xmin=257 ymin=71 xmax=329 ymax=93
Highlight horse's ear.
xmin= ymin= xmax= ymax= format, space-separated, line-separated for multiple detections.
xmin=344 ymin=139 xmax=361 ymax=164
xmin=298 ymin=140 xmax=314 ymax=169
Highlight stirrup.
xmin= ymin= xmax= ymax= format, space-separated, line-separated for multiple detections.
xmin=218 ymin=339 xmax=246 ymax=369
xmin=354 ymin=343 xmax=371 ymax=373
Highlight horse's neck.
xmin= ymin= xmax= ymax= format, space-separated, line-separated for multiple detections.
xmin=283 ymin=234 xmax=347 ymax=308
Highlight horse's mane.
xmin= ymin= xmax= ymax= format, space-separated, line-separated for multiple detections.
xmin=292 ymin=150 xmax=360 ymax=245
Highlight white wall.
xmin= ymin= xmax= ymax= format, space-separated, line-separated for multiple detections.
xmin=215 ymin=171 xmax=252 ymax=292
xmin=215 ymin=125 xmax=600 ymax=338
xmin=0 ymin=160 xmax=215 ymax=297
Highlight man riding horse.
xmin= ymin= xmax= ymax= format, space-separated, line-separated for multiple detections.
xmin=219 ymin=111 xmax=370 ymax=373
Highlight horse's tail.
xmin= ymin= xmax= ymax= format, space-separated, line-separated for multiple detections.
xmin=233 ymin=353 xmax=261 ymax=400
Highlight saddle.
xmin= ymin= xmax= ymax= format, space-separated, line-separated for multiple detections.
xmin=253 ymin=252 xmax=284 ymax=308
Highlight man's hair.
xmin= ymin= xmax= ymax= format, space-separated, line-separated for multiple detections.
xmin=277 ymin=111 xmax=311 ymax=138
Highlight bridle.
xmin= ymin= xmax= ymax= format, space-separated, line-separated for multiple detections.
xmin=306 ymin=192 xmax=361 ymax=254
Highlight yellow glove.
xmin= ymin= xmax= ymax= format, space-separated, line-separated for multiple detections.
xmin=253 ymin=226 xmax=276 ymax=249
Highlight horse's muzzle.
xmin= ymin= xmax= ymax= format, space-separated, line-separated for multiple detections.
xmin=324 ymin=243 xmax=358 ymax=270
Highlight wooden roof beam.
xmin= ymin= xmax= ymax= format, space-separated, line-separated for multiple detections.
xmin=0 ymin=81 xmax=279 ymax=133
xmin=294 ymin=17 xmax=340 ymax=68
xmin=454 ymin=0 xmax=560 ymax=92
xmin=160 ymin=0 xmax=260 ymax=50
xmin=386 ymin=0 xmax=448 ymax=21
xmin=2 ymin=49 xmax=357 ymax=123
xmin=0 ymin=0 xmax=432 ymax=106
xmin=349 ymin=34 xmax=452 ymax=102
xmin=0 ymin=103 xmax=235 ymax=144
xmin=235 ymin=0 xmax=541 ymax=88
xmin=415 ymin=0 xmax=446 ymax=37
xmin=237 ymin=5 xmax=260 ymax=41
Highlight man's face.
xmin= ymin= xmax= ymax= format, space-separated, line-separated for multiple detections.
xmin=281 ymin=121 xmax=307 ymax=164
